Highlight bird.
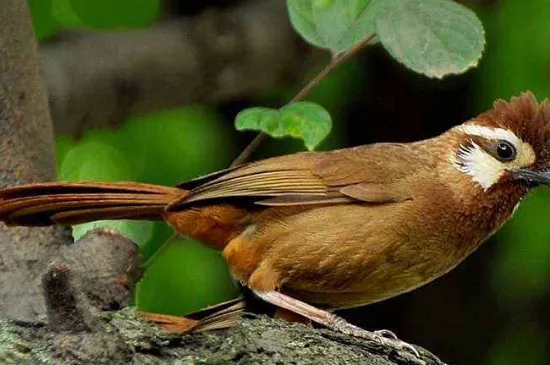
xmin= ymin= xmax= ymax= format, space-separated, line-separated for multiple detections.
xmin=1 ymin=92 xmax=549 ymax=355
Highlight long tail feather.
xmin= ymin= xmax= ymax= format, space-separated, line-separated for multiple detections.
xmin=0 ymin=182 xmax=184 ymax=226
xmin=137 ymin=296 xmax=246 ymax=334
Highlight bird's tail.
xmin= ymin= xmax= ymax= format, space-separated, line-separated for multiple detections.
xmin=0 ymin=182 xmax=185 ymax=226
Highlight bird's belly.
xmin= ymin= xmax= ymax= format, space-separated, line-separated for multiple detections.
xmin=281 ymin=237 xmax=460 ymax=309
xmin=224 ymin=203 xmax=471 ymax=309
xmin=285 ymin=255 xmax=452 ymax=309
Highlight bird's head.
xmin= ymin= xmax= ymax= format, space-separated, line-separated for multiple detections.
xmin=451 ymin=92 xmax=550 ymax=193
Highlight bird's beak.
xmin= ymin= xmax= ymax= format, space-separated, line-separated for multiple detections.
xmin=514 ymin=167 xmax=550 ymax=186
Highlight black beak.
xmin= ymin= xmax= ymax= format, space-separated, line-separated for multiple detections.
xmin=514 ymin=167 xmax=550 ymax=186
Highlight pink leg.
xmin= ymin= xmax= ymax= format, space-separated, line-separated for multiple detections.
xmin=253 ymin=290 xmax=421 ymax=358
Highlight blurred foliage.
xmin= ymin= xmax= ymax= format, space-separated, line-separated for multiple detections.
xmin=479 ymin=0 xmax=550 ymax=307
xmin=68 ymin=0 xmax=160 ymax=28
xmin=477 ymin=0 xmax=550 ymax=106
xmin=302 ymin=58 xmax=367 ymax=125
xmin=29 ymin=0 xmax=160 ymax=41
xmin=28 ymin=0 xmax=60 ymax=41
xmin=491 ymin=189 xmax=550 ymax=305
xmin=475 ymin=0 xmax=550 ymax=364
xmin=55 ymin=105 xmax=237 ymax=316
xmin=487 ymin=323 xmax=548 ymax=365
xmin=136 ymin=237 xmax=239 ymax=316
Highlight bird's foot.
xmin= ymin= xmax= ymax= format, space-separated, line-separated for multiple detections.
xmin=253 ymin=290 xmax=423 ymax=362
xmin=374 ymin=328 xmax=398 ymax=340
xmin=331 ymin=319 xmax=421 ymax=360
xmin=373 ymin=330 xmax=422 ymax=359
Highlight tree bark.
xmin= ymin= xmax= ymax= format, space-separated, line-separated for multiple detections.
xmin=0 ymin=310 xmax=445 ymax=365
xmin=42 ymin=0 xmax=321 ymax=136
xmin=0 ymin=0 xmax=66 ymax=321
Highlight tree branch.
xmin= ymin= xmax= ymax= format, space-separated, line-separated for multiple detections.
xmin=41 ymin=0 xmax=321 ymax=136
xmin=0 ymin=312 xmax=445 ymax=365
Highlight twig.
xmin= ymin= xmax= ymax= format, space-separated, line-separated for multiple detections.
xmin=230 ymin=133 xmax=267 ymax=167
xmin=230 ymin=33 xmax=377 ymax=167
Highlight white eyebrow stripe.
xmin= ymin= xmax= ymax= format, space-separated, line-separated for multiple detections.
xmin=452 ymin=123 xmax=537 ymax=190
xmin=455 ymin=124 xmax=520 ymax=145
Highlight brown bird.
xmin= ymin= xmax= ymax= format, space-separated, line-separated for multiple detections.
xmin=1 ymin=92 xmax=549 ymax=354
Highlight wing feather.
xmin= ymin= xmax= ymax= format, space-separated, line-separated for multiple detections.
xmin=169 ymin=143 xmax=424 ymax=209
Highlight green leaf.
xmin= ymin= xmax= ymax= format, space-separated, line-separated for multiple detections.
xmin=375 ymin=0 xmax=485 ymax=78
xmin=280 ymin=102 xmax=333 ymax=150
xmin=52 ymin=0 xmax=83 ymax=28
xmin=58 ymin=139 xmax=153 ymax=243
xmin=136 ymin=237 xmax=240 ymax=316
xmin=287 ymin=0 xmax=377 ymax=54
xmin=235 ymin=108 xmax=284 ymax=136
xmin=72 ymin=220 xmax=154 ymax=243
xmin=55 ymin=135 xmax=76 ymax=173
xmin=29 ymin=0 xmax=60 ymax=41
xmin=53 ymin=0 xmax=160 ymax=29
xmin=118 ymin=106 xmax=234 ymax=185
xmin=58 ymin=140 xmax=133 ymax=182
xmin=235 ymin=102 xmax=332 ymax=150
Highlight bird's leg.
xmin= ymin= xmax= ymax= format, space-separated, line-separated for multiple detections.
xmin=253 ymin=290 xmax=421 ymax=358
xmin=274 ymin=307 xmax=312 ymax=324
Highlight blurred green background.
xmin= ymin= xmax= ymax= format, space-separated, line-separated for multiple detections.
xmin=28 ymin=0 xmax=550 ymax=364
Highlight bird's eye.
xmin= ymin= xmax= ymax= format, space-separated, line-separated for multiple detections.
xmin=496 ymin=140 xmax=517 ymax=161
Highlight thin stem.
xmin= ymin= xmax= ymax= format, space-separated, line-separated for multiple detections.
xmin=230 ymin=33 xmax=376 ymax=167
xmin=230 ymin=133 xmax=267 ymax=167
xmin=288 ymin=56 xmax=341 ymax=104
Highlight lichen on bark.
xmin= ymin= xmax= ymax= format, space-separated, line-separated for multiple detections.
xmin=0 ymin=309 xmax=444 ymax=365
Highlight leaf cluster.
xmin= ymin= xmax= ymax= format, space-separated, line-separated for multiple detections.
xmin=238 ymin=0 xmax=485 ymax=151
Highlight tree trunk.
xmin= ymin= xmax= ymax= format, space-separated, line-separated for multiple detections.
xmin=0 ymin=0 xmax=65 ymax=321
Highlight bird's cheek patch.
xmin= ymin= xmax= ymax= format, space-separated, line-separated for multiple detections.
xmin=510 ymin=141 xmax=536 ymax=170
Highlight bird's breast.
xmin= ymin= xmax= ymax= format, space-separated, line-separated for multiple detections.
xmin=223 ymin=199 xmax=479 ymax=307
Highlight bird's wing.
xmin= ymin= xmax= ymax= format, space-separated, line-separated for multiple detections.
xmin=169 ymin=143 xmax=424 ymax=209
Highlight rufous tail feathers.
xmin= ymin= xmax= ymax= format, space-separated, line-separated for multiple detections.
xmin=0 ymin=182 xmax=185 ymax=226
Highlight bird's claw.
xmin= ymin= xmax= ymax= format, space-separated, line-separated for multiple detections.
xmin=371 ymin=332 xmax=423 ymax=364
xmin=346 ymin=327 xmax=421 ymax=362
xmin=374 ymin=329 xmax=398 ymax=340
xmin=376 ymin=335 xmax=421 ymax=358
xmin=329 ymin=318 xmax=422 ymax=360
